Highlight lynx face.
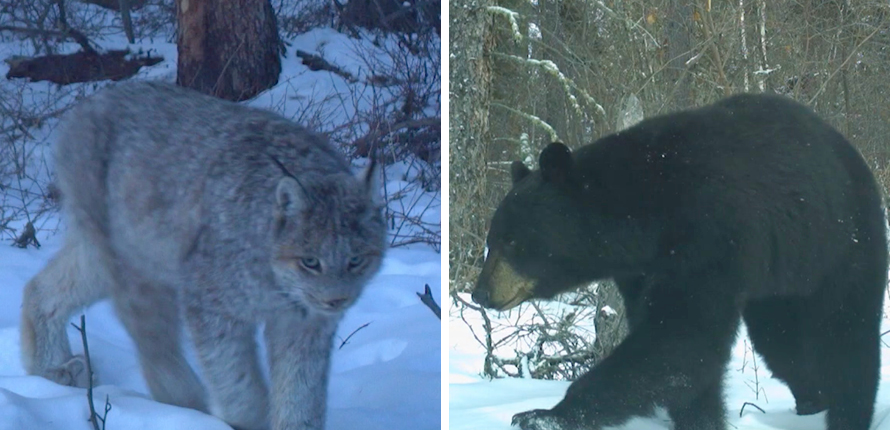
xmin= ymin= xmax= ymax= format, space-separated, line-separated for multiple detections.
xmin=270 ymin=167 xmax=386 ymax=315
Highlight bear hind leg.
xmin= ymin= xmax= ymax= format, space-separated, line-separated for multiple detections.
xmin=742 ymin=297 xmax=826 ymax=415
xmin=21 ymin=237 xmax=111 ymax=387
xmin=665 ymin=379 xmax=726 ymax=430
xmin=812 ymin=289 xmax=881 ymax=430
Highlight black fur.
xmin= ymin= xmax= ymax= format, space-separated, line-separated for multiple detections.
xmin=475 ymin=94 xmax=887 ymax=430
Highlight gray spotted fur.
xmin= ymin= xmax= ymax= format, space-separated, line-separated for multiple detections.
xmin=20 ymin=82 xmax=386 ymax=430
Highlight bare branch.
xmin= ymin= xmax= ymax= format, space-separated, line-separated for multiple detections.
xmin=0 ymin=26 xmax=66 ymax=38
xmin=416 ymin=284 xmax=441 ymax=319
xmin=54 ymin=0 xmax=98 ymax=54
xmin=739 ymin=402 xmax=765 ymax=417
xmin=71 ymin=315 xmax=110 ymax=430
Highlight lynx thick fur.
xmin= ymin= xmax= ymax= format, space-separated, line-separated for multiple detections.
xmin=20 ymin=82 xmax=387 ymax=430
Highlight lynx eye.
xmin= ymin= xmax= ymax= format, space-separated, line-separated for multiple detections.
xmin=347 ymin=256 xmax=365 ymax=271
xmin=299 ymin=257 xmax=321 ymax=272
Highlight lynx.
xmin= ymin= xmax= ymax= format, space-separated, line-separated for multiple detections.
xmin=20 ymin=82 xmax=387 ymax=430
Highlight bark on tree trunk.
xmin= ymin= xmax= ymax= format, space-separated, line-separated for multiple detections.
xmin=665 ymin=0 xmax=693 ymax=108
xmin=176 ymin=0 xmax=281 ymax=101
xmin=450 ymin=0 xmax=492 ymax=279
xmin=450 ymin=0 xmax=493 ymax=374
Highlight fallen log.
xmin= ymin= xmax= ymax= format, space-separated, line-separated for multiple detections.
xmin=6 ymin=49 xmax=163 ymax=85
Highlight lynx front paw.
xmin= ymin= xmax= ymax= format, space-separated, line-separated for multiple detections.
xmin=44 ymin=355 xmax=91 ymax=388
xmin=512 ymin=409 xmax=568 ymax=430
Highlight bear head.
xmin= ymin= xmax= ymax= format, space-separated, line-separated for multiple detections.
xmin=472 ymin=142 xmax=608 ymax=310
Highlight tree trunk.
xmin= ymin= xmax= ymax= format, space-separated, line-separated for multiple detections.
xmin=449 ymin=0 xmax=492 ymax=289
xmin=450 ymin=0 xmax=498 ymax=377
xmin=176 ymin=0 xmax=281 ymax=101
xmin=450 ymin=0 xmax=492 ymax=282
xmin=664 ymin=0 xmax=694 ymax=108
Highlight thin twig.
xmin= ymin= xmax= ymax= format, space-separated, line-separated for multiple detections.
xmin=0 ymin=26 xmax=66 ymax=37
xmin=54 ymin=0 xmax=97 ymax=54
xmin=808 ymin=25 xmax=881 ymax=105
xmin=71 ymin=315 xmax=109 ymax=430
xmin=338 ymin=322 xmax=372 ymax=349
xmin=352 ymin=116 xmax=440 ymax=157
xmin=100 ymin=395 xmax=111 ymax=428
xmin=739 ymin=402 xmax=765 ymax=417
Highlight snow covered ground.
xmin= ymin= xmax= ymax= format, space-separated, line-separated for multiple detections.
xmin=0 ymin=11 xmax=441 ymax=430
xmin=1 ymin=234 xmax=440 ymax=430
xmin=449 ymin=307 xmax=890 ymax=430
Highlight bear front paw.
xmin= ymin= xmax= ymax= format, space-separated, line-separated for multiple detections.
xmin=511 ymin=409 xmax=567 ymax=430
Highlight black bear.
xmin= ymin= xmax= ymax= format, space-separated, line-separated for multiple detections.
xmin=472 ymin=94 xmax=887 ymax=430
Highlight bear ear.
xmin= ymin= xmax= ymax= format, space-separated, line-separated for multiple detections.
xmin=539 ymin=142 xmax=573 ymax=184
xmin=510 ymin=161 xmax=531 ymax=184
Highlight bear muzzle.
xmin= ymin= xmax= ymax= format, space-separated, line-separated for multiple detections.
xmin=473 ymin=250 xmax=535 ymax=310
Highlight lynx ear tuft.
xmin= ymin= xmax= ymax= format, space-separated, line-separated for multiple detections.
xmin=359 ymin=158 xmax=383 ymax=206
xmin=276 ymin=177 xmax=306 ymax=216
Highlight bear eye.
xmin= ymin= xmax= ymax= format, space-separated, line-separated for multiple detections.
xmin=347 ymin=256 xmax=365 ymax=271
xmin=299 ymin=257 xmax=322 ymax=273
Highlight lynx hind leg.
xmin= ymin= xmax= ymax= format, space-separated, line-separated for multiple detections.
xmin=21 ymin=238 xmax=111 ymax=387
xmin=112 ymin=274 xmax=207 ymax=412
